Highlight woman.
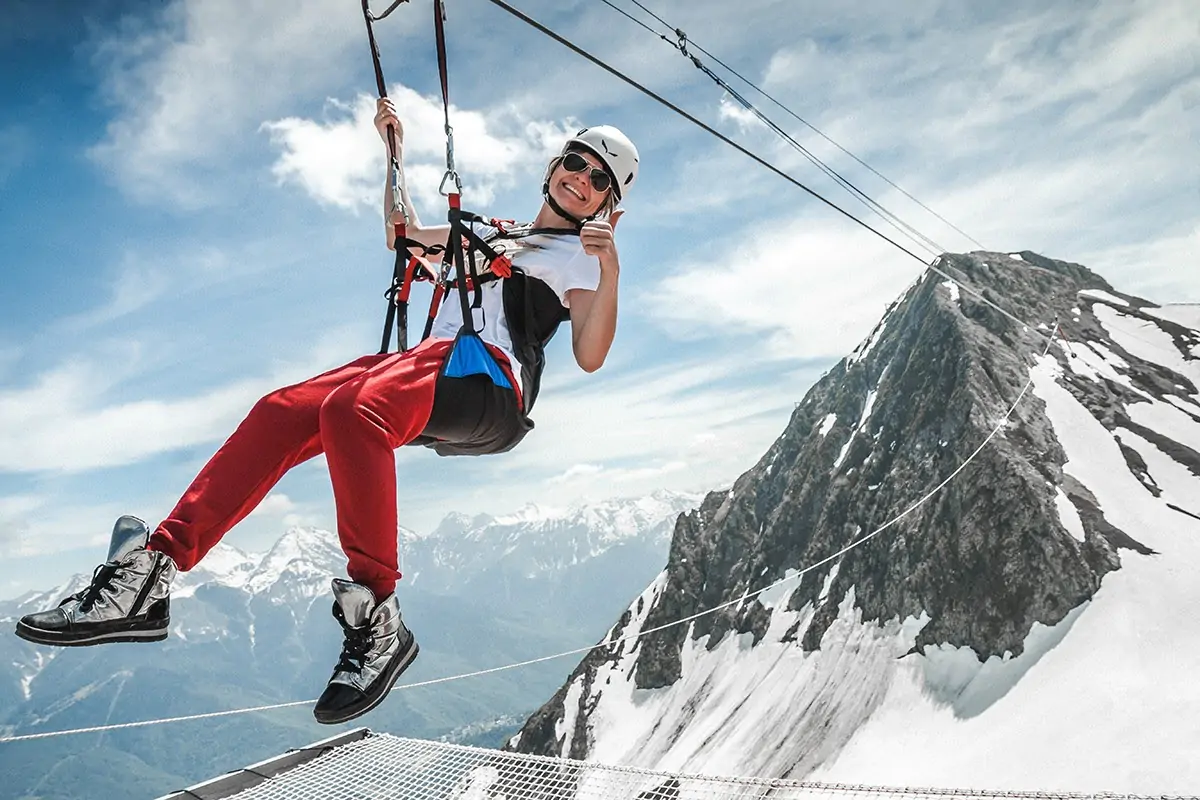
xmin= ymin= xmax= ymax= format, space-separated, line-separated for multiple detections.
xmin=15 ymin=98 xmax=639 ymax=725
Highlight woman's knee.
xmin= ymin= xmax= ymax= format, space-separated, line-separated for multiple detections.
xmin=246 ymin=386 xmax=299 ymax=427
xmin=319 ymin=384 xmax=370 ymax=433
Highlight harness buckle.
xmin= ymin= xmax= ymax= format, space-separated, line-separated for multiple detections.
xmin=490 ymin=254 xmax=513 ymax=279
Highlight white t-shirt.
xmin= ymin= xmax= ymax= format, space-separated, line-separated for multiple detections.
xmin=426 ymin=221 xmax=601 ymax=392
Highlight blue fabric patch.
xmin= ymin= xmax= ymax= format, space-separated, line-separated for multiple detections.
xmin=444 ymin=333 xmax=512 ymax=389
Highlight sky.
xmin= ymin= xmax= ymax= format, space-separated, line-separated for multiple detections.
xmin=0 ymin=0 xmax=1196 ymax=599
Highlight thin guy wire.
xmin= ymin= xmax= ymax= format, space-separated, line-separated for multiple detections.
xmin=622 ymin=0 xmax=988 ymax=251
xmin=595 ymin=0 xmax=949 ymax=260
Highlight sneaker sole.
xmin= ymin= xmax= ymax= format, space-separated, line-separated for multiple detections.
xmin=313 ymin=638 xmax=420 ymax=725
xmin=14 ymin=620 xmax=169 ymax=647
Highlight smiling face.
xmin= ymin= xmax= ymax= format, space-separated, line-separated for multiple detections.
xmin=546 ymin=148 xmax=613 ymax=220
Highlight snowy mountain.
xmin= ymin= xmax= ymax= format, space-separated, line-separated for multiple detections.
xmin=507 ymin=252 xmax=1200 ymax=794
xmin=0 ymin=491 xmax=697 ymax=800
xmin=404 ymin=490 xmax=696 ymax=593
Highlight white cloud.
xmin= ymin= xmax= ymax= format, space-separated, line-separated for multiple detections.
xmin=246 ymin=491 xmax=325 ymax=530
xmin=0 ymin=329 xmax=360 ymax=475
xmin=647 ymin=215 xmax=919 ymax=360
xmin=639 ymin=0 xmax=1200 ymax=356
xmin=262 ymin=88 xmax=575 ymax=212
xmin=60 ymin=256 xmax=172 ymax=331
xmin=493 ymin=350 xmax=822 ymax=500
xmin=718 ymin=96 xmax=763 ymax=132
xmin=550 ymin=463 xmax=604 ymax=484
xmin=248 ymin=492 xmax=297 ymax=517
xmin=87 ymin=0 xmax=398 ymax=203
xmin=0 ymin=495 xmax=129 ymax=559
xmin=548 ymin=460 xmax=688 ymax=487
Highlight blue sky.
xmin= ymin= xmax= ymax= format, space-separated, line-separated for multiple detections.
xmin=1 ymin=0 xmax=1196 ymax=598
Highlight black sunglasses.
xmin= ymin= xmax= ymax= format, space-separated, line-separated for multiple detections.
xmin=561 ymin=151 xmax=612 ymax=194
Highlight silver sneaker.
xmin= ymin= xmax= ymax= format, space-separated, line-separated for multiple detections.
xmin=15 ymin=516 xmax=177 ymax=647
xmin=313 ymin=579 xmax=419 ymax=724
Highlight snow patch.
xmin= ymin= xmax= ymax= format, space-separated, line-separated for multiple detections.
xmin=556 ymin=676 xmax=585 ymax=756
xmin=941 ymin=279 xmax=961 ymax=304
xmin=818 ymin=561 xmax=842 ymax=604
xmin=1125 ymin=397 xmax=1200 ymax=456
xmin=1164 ymin=394 xmax=1200 ymax=417
xmin=587 ymin=584 xmax=930 ymax=777
xmin=806 ymin=356 xmax=1200 ymax=791
xmin=1144 ymin=304 xmax=1200 ymax=332
xmin=1116 ymin=427 xmax=1200 ymax=507
xmin=1078 ymin=289 xmax=1129 ymax=307
xmin=915 ymin=603 xmax=1087 ymax=718
xmin=848 ymin=319 xmax=888 ymax=365
xmin=817 ymin=413 xmax=837 ymax=438
xmin=833 ymin=390 xmax=879 ymax=470
xmin=1094 ymin=305 xmax=1200 ymax=386
xmin=1053 ymin=487 xmax=1085 ymax=542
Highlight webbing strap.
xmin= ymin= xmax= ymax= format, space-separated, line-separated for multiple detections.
xmin=433 ymin=0 xmax=461 ymax=198
xmin=432 ymin=0 xmax=482 ymax=339
xmin=434 ymin=0 xmax=451 ymax=116
xmin=362 ymin=0 xmax=422 ymax=353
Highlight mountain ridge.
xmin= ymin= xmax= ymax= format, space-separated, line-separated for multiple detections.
xmin=505 ymin=251 xmax=1200 ymax=793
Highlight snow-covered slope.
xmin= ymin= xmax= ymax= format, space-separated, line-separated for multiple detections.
xmin=810 ymin=319 xmax=1200 ymax=789
xmin=509 ymin=253 xmax=1200 ymax=793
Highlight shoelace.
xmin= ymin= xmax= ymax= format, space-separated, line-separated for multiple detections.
xmin=333 ymin=607 xmax=375 ymax=675
xmin=71 ymin=563 xmax=121 ymax=613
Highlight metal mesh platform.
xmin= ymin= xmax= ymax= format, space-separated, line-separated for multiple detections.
xmin=158 ymin=729 xmax=1197 ymax=800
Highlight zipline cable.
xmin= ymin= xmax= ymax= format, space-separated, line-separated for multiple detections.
xmin=619 ymin=0 xmax=988 ymax=252
xmin=477 ymin=0 xmax=1055 ymax=345
xmin=482 ymin=0 xmax=933 ymax=268
xmin=594 ymin=0 xmax=950 ymax=260
xmin=0 ymin=323 xmax=1059 ymax=745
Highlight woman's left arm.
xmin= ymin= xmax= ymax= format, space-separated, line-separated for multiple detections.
xmin=568 ymin=212 xmax=624 ymax=373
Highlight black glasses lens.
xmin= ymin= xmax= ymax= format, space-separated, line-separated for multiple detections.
xmin=562 ymin=152 xmax=588 ymax=172
xmin=562 ymin=152 xmax=612 ymax=194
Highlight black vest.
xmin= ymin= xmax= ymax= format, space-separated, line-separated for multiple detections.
xmin=413 ymin=256 xmax=572 ymax=457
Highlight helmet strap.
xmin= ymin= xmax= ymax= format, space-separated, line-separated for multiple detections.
xmin=542 ymin=158 xmax=592 ymax=229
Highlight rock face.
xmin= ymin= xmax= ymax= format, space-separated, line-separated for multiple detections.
xmin=506 ymin=251 xmax=1200 ymax=785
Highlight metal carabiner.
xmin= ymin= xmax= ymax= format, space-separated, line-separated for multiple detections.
xmin=438 ymin=170 xmax=463 ymax=196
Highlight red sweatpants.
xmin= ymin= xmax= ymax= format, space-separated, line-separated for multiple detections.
xmin=148 ymin=337 xmax=515 ymax=600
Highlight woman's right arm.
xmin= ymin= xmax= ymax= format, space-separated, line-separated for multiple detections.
xmin=375 ymin=98 xmax=450 ymax=256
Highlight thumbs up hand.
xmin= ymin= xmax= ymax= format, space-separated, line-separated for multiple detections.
xmin=581 ymin=209 xmax=624 ymax=275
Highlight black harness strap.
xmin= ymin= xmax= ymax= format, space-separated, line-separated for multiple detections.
xmin=361 ymin=0 xmax=428 ymax=354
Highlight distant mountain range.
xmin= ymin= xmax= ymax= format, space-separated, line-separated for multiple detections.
xmin=0 ymin=490 xmax=699 ymax=800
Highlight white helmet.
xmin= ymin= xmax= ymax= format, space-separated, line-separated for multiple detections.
xmin=562 ymin=126 xmax=639 ymax=201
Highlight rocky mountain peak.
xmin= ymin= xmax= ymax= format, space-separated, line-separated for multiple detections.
xmin=507 ymin=251 xmax=1200 ymax=789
